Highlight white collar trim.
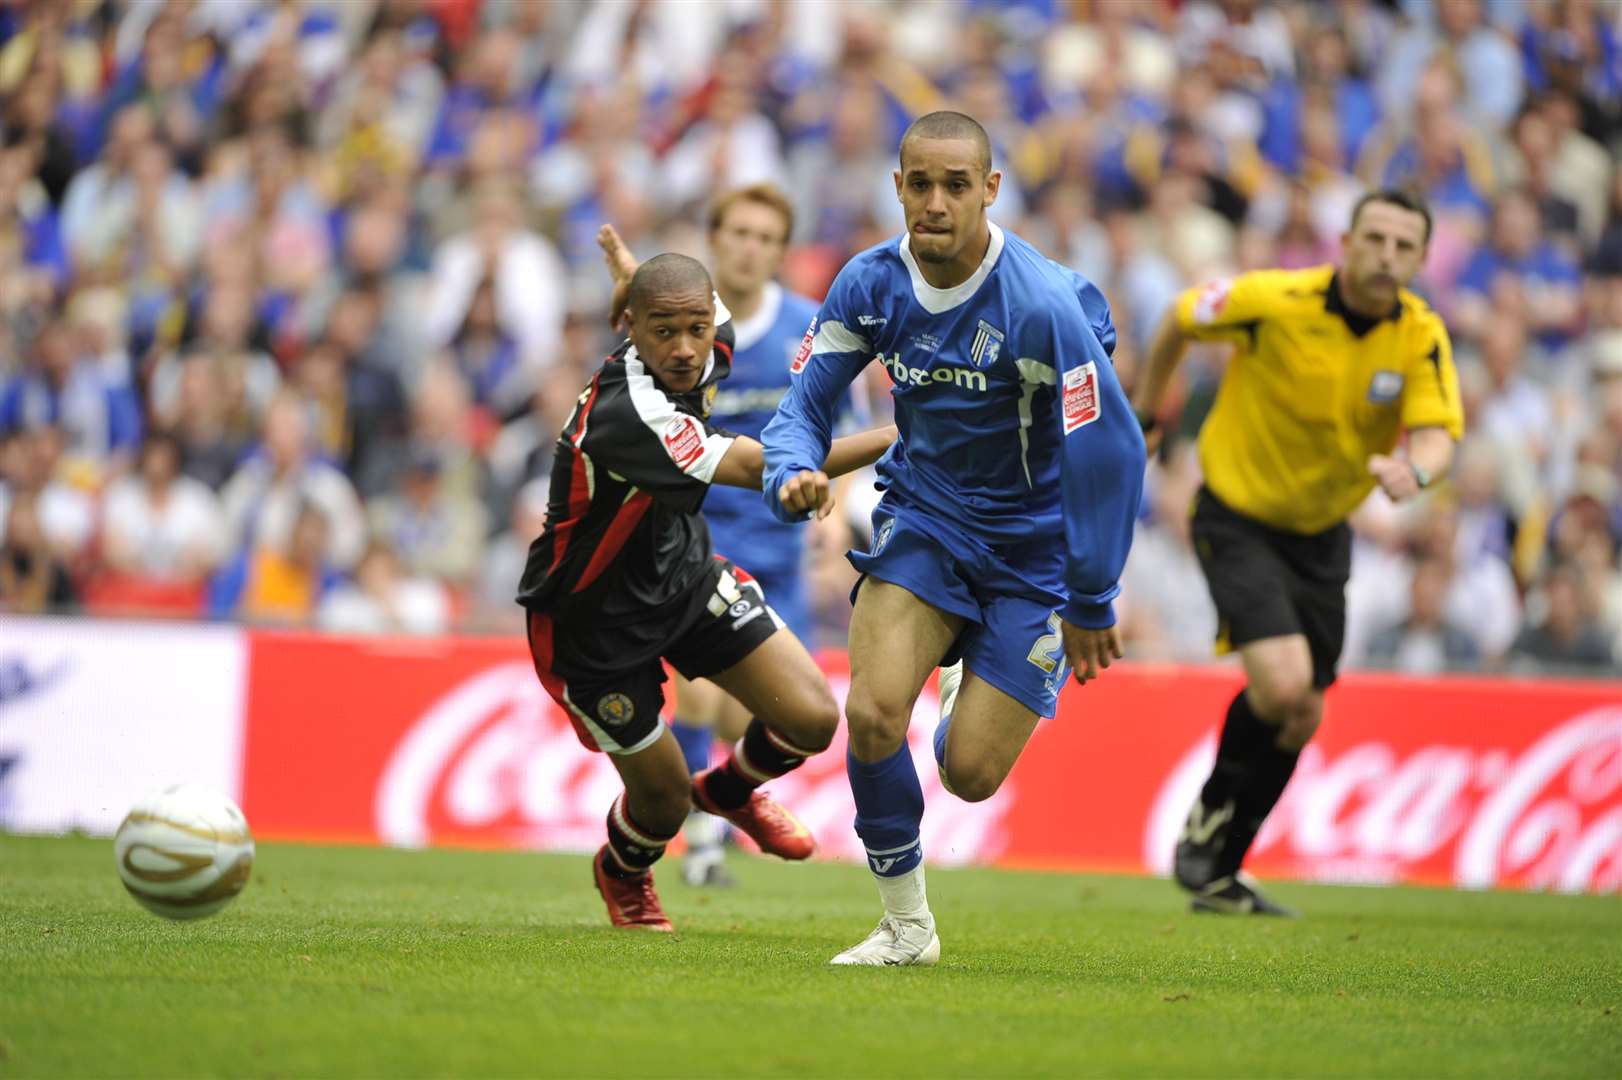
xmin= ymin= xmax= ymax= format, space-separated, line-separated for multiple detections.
xmin=730 ymin=282 xmax=782 ymax=352
xmin=898 ymin=222 xmax=1005 ymax=314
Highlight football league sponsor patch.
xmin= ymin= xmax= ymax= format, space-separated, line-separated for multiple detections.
xmin=1192 ymin=278 xmax=1233 ymax=325
xmin=1062 ymin=362 xmax=1101 ymax=434
xmin=663 ymin=415 xmax=706 ymax=470
xmin=790 ymin=318 xmax=816 ymax=374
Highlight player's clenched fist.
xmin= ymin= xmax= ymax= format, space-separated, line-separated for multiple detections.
xmin=778 ymin=469 xmax=833 ymax=520
xmin=1060 ymin=620 xmax=1123 ymax=686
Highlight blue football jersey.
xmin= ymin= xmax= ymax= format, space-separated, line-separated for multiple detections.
xmin=761 ymin=224 xmax=1146 ymax=629
xmin=704 ymin=283 xmax=859 ymax=576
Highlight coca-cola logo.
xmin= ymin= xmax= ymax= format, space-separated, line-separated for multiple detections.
xmin=1146 ymin=708 xmax=1622 ymax=893
xmin=375 ymin=664 xmax=1013 ymax=866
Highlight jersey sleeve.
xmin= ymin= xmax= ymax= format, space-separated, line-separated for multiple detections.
xmin=1047 ymin=302 xmax=1147 ymax=630
xmin=1076 ymin=275 xmax=1118 ymax=359
xmin=760 ymin=263 xmax=875 ymax=522
xmin=1400 ymin=315 xmax=1465 ymax=439
xmin=1173 ymin=270 xmax=1278 ymax=344
xmin=582 ymin=367 xmax=737 ymax=505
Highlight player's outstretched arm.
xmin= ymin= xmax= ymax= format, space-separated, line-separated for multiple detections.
xmin=598 ymin=224 xmax=638 ymax=330
xmin=712 ymin=426 xmax=897 ymax=512
xmin=762 ymin=264 xmax=877 ymax=524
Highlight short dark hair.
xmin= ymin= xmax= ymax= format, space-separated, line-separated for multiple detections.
xmin=899 ymin=110 xmax=993 ymax=177
xmin=627 ymin=253 xmax=713 ymax=313
xmin=1349 ymin=188 xmax=1433 ymax=244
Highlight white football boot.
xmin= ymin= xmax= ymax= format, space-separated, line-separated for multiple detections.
xmin=829 ymin=913 xmax=941 ymax=966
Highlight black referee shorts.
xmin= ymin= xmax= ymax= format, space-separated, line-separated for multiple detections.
xmin=1190 ymin=486 xmax=1353 ymax=689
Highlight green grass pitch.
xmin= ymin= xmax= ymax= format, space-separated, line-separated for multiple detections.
xmin=2 ymin=834 xmax=1618 ymax=1078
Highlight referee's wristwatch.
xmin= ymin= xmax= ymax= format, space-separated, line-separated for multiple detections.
xmin=1408 ymin=461 xmax=1432 ymax=490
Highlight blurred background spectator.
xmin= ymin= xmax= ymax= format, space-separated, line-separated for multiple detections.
xmin=0 ymin=0 xmax=1614 ymax=674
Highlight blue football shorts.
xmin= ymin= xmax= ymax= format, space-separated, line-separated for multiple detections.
xmin=846 ymin=494 xmax=1071 ymax=717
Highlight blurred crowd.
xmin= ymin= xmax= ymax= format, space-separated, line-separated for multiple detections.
xmin=0 ymin=0 xmax=1618 ymax=677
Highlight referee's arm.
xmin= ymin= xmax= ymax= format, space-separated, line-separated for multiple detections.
xmin=1368 ymin=427 xmax=1455 ymax=502
xmin=1131 ymin=309 xmax=1194 ymax=447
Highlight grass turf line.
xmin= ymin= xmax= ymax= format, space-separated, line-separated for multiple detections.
xmin=2 ymin=834 xmax=1618 ymax=1078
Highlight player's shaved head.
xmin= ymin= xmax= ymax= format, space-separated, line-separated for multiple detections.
xmin=900 ymin=111 xmax=993 ymax=177
xmin=628 ymin=253 xmax=714 ymax=313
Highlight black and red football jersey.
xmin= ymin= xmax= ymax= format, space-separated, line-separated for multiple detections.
xmin=516 ymin=323 xmax=739 ymax=662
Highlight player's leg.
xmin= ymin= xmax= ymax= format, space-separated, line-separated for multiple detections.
xmin=668 ymin=672 xmax=732 ymax=887
xmin=933 ymin=593 xmax=1070 ymax=803
xmin=827 ymin=574 xmax=963 ymax=967
xmin=667 ymin=559 xmax=833 ymax=861
xmin=677 ymin=562 xmax=810 ymax=885
xmin=525 ymin=611 xmax=685 ymax=930
xmin=596 ymin=727 xmax=695 ymax=930
xmin=933 ymin=670 xmax=1039 ymax=802
xmin=713 ymin=693 xmax=753 ymax=742
xmin=825 ymin=502 xmax=978 ymax=967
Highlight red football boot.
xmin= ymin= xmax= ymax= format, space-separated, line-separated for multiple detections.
xmin=592 ymin=847 xmax=674 ymax=931
xmin=691 ymin=770 xmax=816 ymax=860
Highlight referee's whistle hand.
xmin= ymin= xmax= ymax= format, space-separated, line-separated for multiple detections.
xmin=778 ymin=469 xmax=833 ymax=520
xmin=1061 ymin=621 xmax=1123 ymax=686
xmin=1368 ymin=453 xmax=1420 ymax=502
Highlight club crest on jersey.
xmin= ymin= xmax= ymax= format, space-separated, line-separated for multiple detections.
xmin=701 ymin=383 xmax=717 ymax=417
xmin=1367 ymin=370 xmax=1405 ymax=403
xmin=1062 ymin=361 xmax=1101 ymax=434
xmin=596 ymin=693 xmax=635 ymax=724
xmin=969 ymin=320 xmax=1004 ymax=368
xmin=663 ymin=415 xmax=706 ymax=470
xmin=872 ymin=516 xmax=895 ymax=556
xmin=790 ymin=318 xmax=816 ymax=374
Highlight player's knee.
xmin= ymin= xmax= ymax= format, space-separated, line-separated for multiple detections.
xmin=944 ymin=760 xmax=1005 ymax=803
xmin=1278 ymin=698 xmax=1324 ymax=750
xmin=844 ymin=689 xmax=910 ymax=762
xmin=1247 ymin=672 xmax=1313 ymax=725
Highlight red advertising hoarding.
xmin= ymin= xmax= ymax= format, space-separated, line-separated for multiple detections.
xmin=238 ymin=632 xmax=1622 ymax=893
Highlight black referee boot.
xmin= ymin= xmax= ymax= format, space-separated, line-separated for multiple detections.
xmin=1173 ymin=796 xmax=1235 ymax=891
xmin=1189 ymin=872 xmax=1297 ymax=917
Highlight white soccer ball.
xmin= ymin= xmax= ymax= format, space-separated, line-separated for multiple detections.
xmin=113 ymin=783 xmax=255 ymax=920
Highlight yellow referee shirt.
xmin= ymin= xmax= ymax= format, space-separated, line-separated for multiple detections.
xmin=1174 ymin=265 xmax=1463 ymax=535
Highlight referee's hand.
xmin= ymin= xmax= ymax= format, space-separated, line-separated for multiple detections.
xmin=778 ymin=469 xmax=834 ymax=521
xmin=1061 ymin=620 xmax=1123 ymax=686
xmin=1368 ymin=453 xmax=1421 ymax=502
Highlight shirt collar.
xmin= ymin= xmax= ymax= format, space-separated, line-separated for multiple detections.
xmin=1325 ymin=272 xmax=1401 ymax=338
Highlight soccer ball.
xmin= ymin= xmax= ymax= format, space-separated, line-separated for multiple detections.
xmin=113 ymin=783 xmax=255 ymax=920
